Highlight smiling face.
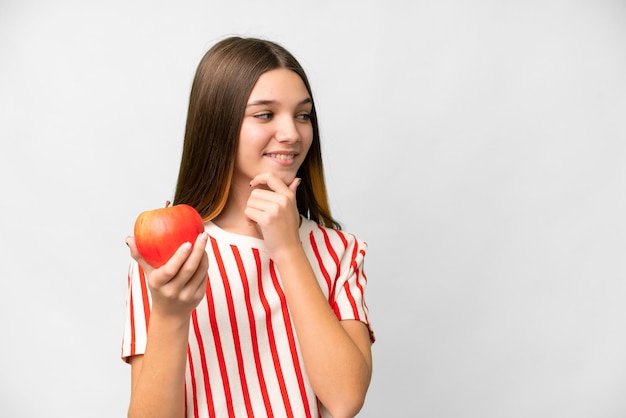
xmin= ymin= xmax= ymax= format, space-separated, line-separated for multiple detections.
xmin=234 ymin=68 xmax=314 ymax=187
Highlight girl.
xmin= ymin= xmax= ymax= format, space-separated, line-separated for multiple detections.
xmin=122 ymin=36 xmax=374 ymax=418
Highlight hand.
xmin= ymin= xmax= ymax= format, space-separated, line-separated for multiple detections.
xmin=126 ymin=232 xmax=209 ymax=317
xmin=246 ymin=173 xmax=302 ymax=259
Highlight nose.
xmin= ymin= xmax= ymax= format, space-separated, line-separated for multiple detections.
xmin=274 ymin=116 xmax=300 ymax=143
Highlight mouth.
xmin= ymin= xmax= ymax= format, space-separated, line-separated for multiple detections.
xmin=265 ymin=153 xmax=296 ymax=161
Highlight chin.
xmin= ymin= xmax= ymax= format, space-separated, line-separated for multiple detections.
xmin=270 ymin=169 xmax=298 ymax=185
xmin=276 ymin=175 xmax=296 ymax=187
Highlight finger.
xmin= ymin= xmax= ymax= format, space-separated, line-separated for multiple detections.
xmin=125 ymin=236 xmax=154 ymax=274
xmin=246 ymin=190 xmax=288 ymax=217
xmin=250 ymin=172 xmax=290 ymax=193
xmin=156 ymin=240 xmax=196 ymax=285
xmin=125 ymin=236 xmax=139 ymax=259
xmin=179 ymin=254 xmax=209 ymax=302
xmin=154 ymin=233 xmax=208 ymax=298
xmin=180 ymin=231 xmax=210 ymax=273
xmin=244 ymin=206 xmax=268 ymax=226
xmin=247 ymin=188 xmax=282 ymax=207
xmin=190 ymin=258 xmax=209 ymax=296
xmin=171 ymin=231 xmax=207 ymax=274
xmin=288 ymin=177 xmax=301 ymax=193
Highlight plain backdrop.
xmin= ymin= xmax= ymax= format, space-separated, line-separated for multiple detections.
xmin=1 ymin=1 xmax=625 ymax=417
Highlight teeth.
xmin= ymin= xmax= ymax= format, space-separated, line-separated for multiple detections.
xmin=267 ymin=154 xmax=294 ymax=160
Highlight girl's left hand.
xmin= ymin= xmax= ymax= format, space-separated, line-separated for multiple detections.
xmin=246 ymin=173 xmax=302 ymax=258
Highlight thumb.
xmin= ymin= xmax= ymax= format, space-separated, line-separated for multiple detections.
xmin=288 ymin=177 xmax=302 ymax=193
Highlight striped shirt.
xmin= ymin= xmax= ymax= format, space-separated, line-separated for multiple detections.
xmin=121 ymin=216 xmax=374 ymax=418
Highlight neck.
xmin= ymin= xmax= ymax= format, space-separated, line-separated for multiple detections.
xmin=212 ymin=180 xmax=263 ymax=238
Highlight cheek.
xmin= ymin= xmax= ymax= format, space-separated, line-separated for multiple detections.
xmin=239 ymin=123 xmax=266 ymax=145
xmin=302 ymin=129 xmax=314 ymax=154
xmin=299 ymin=123 xmax=313 ymax=144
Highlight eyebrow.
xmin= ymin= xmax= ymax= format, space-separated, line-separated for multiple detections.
xmin=246 ymin=98 xmax=312 ymax=107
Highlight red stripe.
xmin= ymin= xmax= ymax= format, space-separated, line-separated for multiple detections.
xmin=319 ymin=226 xmax=341 ymax=269
xmin=355 ymin=272 xmax=366 ymax=314
xmin=137 ymin=265 xmax=151 ymax=326
xmin=355 ymin=249 xmax=367 ymax=313
xmin=215 ymin=244 xmax=254 ymax=417
xmin=334 ymin=229 xmax=348 ymax=249
xmin=331 ymin=229 xmax=350 ymax=302
xmin=343 ymin=280 xmax=360 ymax=319
xmin=345 ymin=242 xmax=361 ymax=318
xmin=269 ymin=261 xmax=312 ymax=418
xmin=254 ymin=249 xmax=294 ymax=418
xmin=322 ymin=227 xmax=342 ymax=298
xmin=360 ymin=265 xmax=370 ymax=314
xmin=309 ymin=232 xmax=332 ymax=297
xmin=349 ymin=238 xmax=359 ymax=272
xmin=355 ymin=248 xmax=375 ymax=341
xmin=187 ymin=346 xmax=199 ymax=418
xmin=232 ymin=246 xmax=273 ymax=417
xmin=128 ymin=269 xmax=136 ymax=357
xmin=209 ymin=237 xmax=235 ymax=418
xmin=191 ymin=309 xmax=216 ymax=418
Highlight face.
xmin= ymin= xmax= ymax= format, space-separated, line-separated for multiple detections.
xmin=234 ymin=68 xmax=314 ymax=187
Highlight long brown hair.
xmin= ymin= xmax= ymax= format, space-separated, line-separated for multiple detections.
xmin=173 ymin=36 xmax=341 ymax=230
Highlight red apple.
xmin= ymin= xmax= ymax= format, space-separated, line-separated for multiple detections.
xmin=134 ymin=201 xmax=205 ymax=268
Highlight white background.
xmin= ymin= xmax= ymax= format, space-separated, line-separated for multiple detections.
xmin=1 ymin=1 xmax=625 ymax=417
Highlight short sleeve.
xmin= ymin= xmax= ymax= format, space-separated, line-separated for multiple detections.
xmin=120 ymin=260 xmax=152 ymax=363
xmin=331 ymin=235 xmax=375 ymax=343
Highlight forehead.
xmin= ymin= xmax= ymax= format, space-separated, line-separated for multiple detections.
xmin=247 ymin=68 xmax=310 ymax=102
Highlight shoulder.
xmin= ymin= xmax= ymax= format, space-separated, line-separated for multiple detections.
xmin=300 ymin=217 xmax=368 ymax=259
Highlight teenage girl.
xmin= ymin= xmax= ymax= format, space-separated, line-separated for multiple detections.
xmin=122 ymin=36 xmax=374 ymax=418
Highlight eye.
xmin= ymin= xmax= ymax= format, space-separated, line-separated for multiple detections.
xmin=296 ymin=113 xmax=312 ymax=121
xmin=254 ymin=112 xmax=273 ymax=120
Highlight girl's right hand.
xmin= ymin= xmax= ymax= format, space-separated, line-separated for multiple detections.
xmin=125 ymin=232 xmax=209 ymax=317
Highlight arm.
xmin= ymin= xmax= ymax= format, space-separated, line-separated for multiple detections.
xmin=125 ymin=232 xmax=209 ymax=418
xmin=247 ymin=174 xmax=372 ymax=418
xmin=273 ymin=246 xmax=372 ymax=418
